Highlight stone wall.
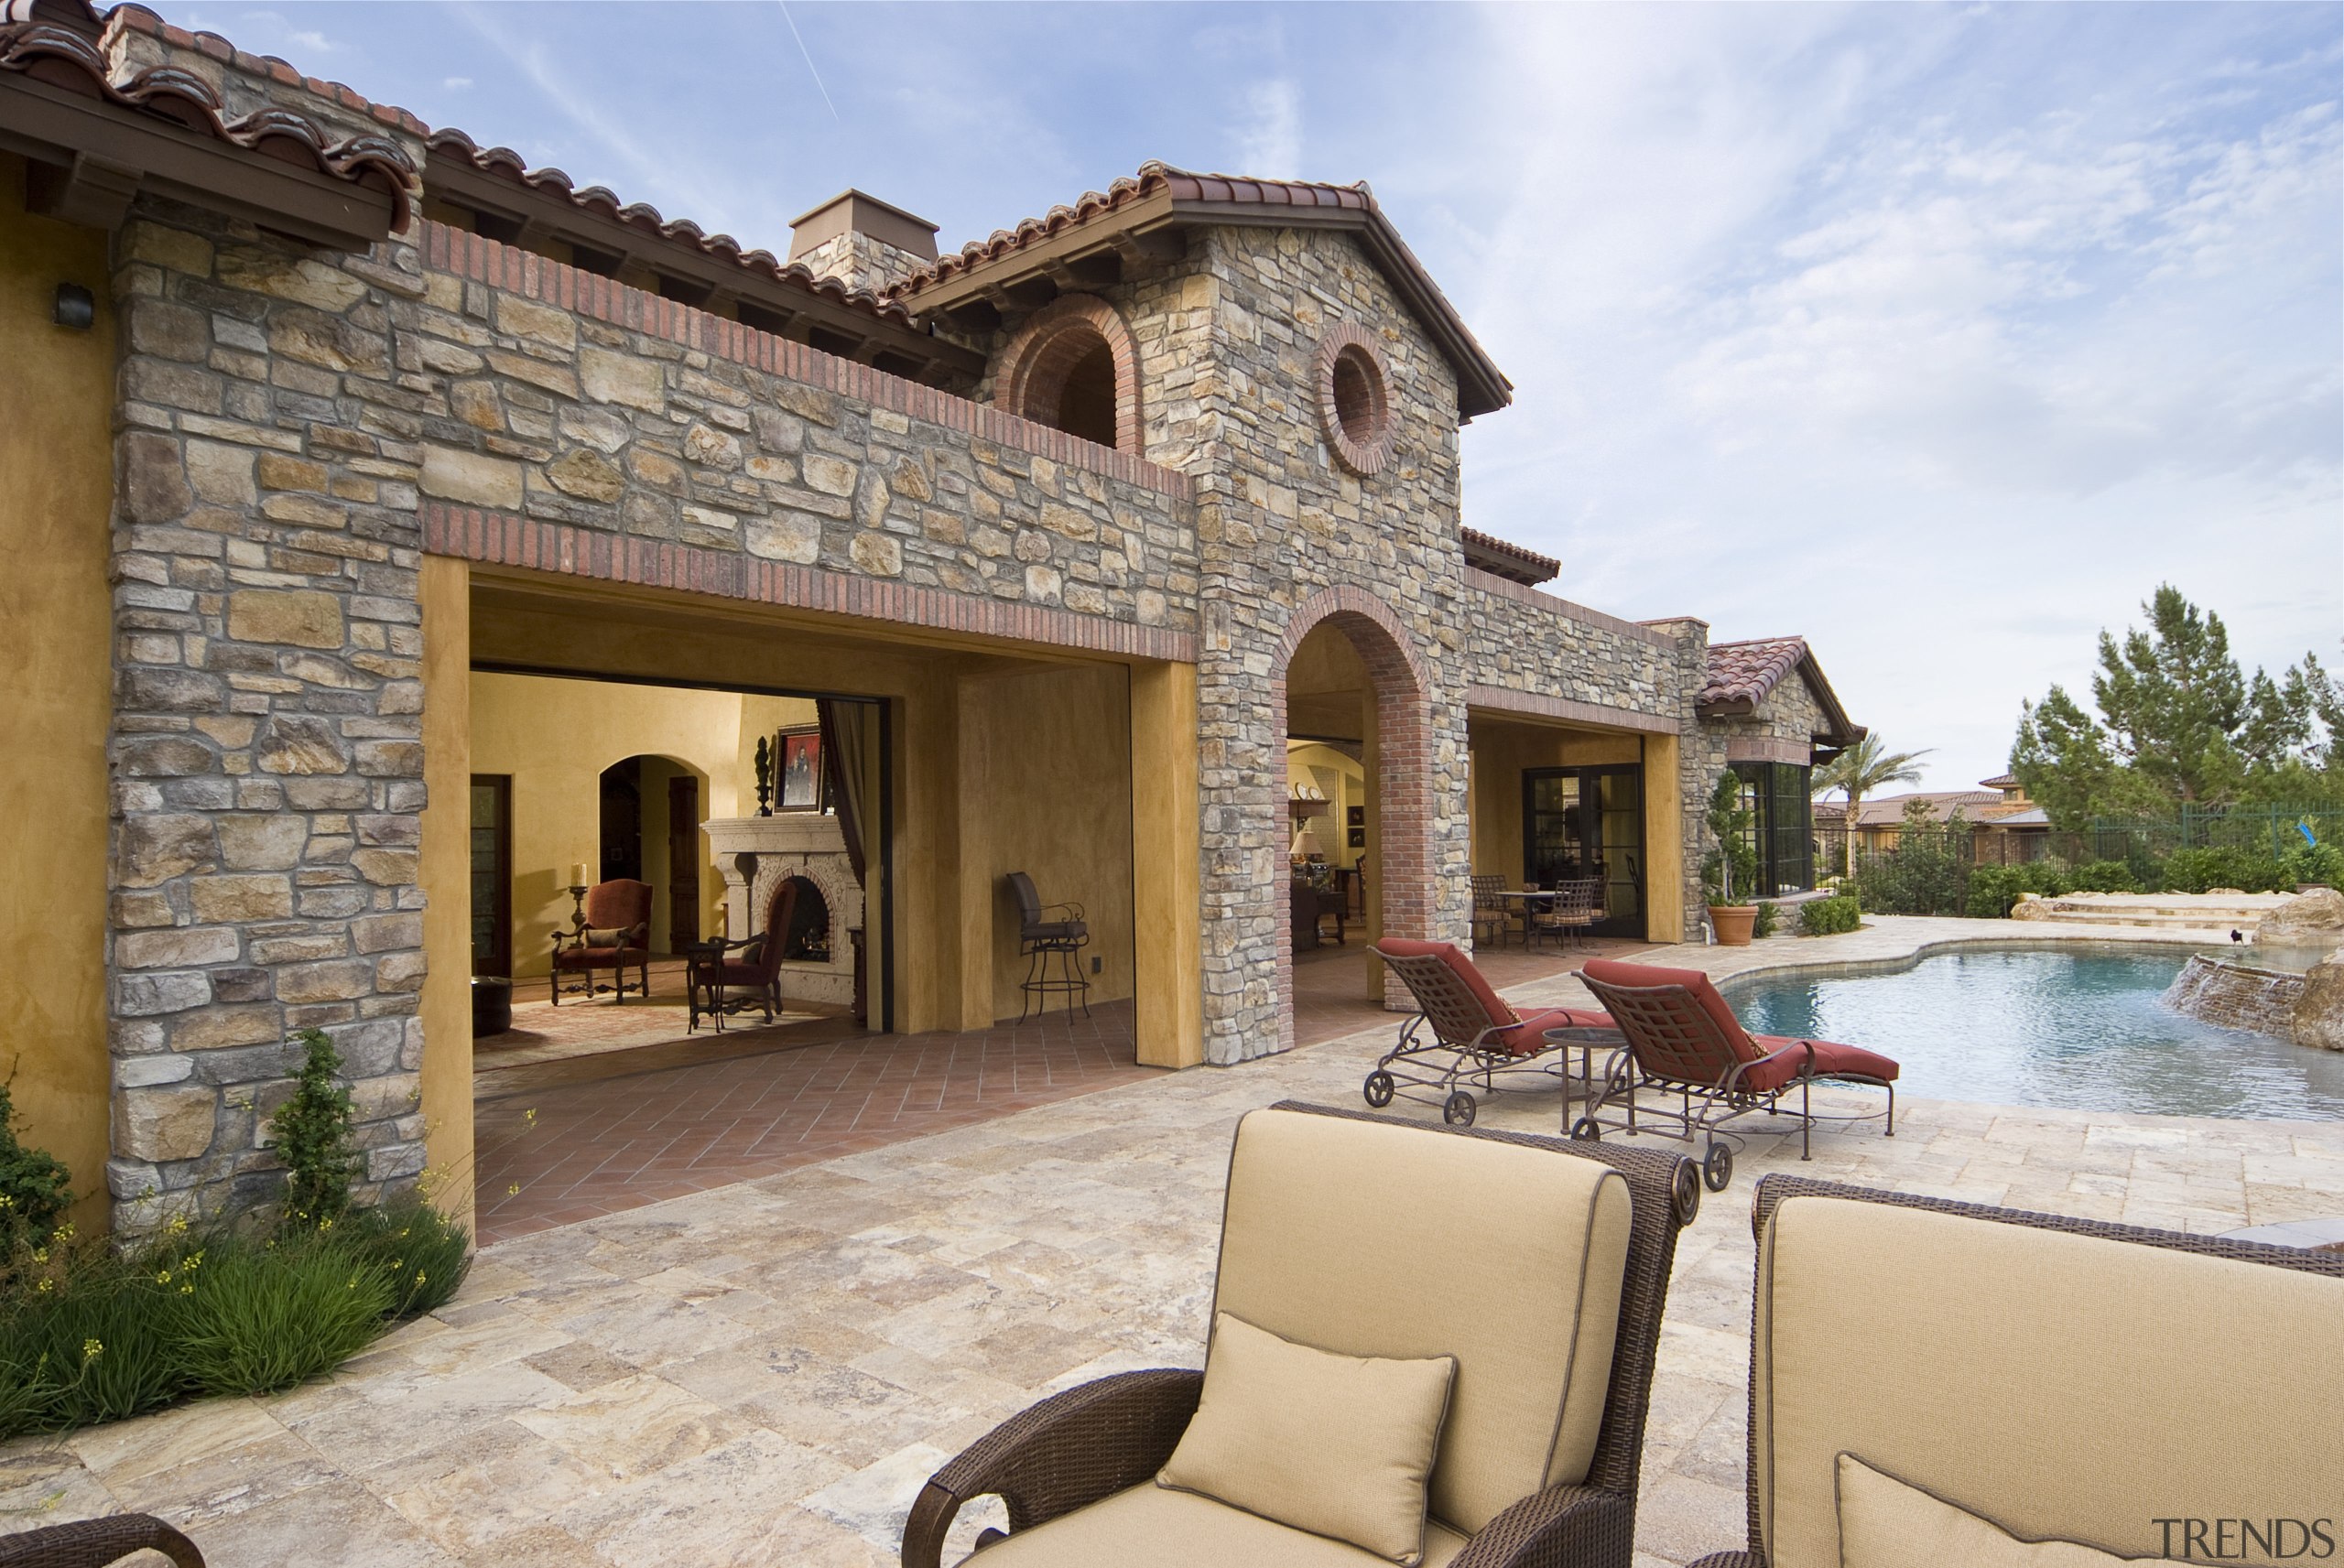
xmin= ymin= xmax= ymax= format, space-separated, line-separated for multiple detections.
xmin=105 ymin=196 xmax=434 ymax=1227
xmin=412 ymin=223 xmax=1199 ymax=640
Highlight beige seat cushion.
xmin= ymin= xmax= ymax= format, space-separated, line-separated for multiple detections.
xmin=966 ymin=1483 xmax=1470 ymax=1567
xmin=1212 ymin=1107 xmax=1633 ymax=1535
xmin=1838 ymin=1454 xmax=2144 ymax=1566
xmin=1756 ymin=1196 xmax=2344 ymax=1568
xmin=1158 ymin=1312 xmax=1456 ymax=1565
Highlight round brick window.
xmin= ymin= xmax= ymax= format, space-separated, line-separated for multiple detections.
xmin=1317 ymin=324 xmax=1394 ymax=476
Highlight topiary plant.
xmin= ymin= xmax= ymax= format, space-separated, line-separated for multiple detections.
xmin=0 ymin=1081 xmax=72 ymax=1259
xmin=269 ymin=1030 xmax=359 ymax=1227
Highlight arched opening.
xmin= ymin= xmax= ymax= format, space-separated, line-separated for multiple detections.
xmin=998 ymin=294 xmax=1140 ymax=454
xmin=596 ymin=752 xmax=711 ymax=954
xmin=1266 ymin=590 xmax=1437 ymax=1056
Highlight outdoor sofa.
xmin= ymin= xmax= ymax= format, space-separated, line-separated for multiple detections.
xmin=1687 ymin=1174 xmax=2344 ymax=1568
xmin=901 ymin=1100 xmax=1703 ymax=1568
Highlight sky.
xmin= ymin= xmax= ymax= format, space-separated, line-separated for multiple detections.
xmin=170 ymin=1 xmax=2344 ymax=791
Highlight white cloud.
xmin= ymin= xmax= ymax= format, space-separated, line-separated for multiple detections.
xmin=1233 ymin=78 xmax=1303 ymax=177
xmin=443 ymin=76 xmax=472 ymax=92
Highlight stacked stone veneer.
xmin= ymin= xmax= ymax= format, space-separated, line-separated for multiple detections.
xmin=105 ymin=197 xmax=435 ymax=1227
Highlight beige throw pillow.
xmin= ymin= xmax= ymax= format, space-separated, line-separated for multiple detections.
xmin=1158 ymin=1312 xmax=1457 ymax=1565
xmin=1838 ymin=1454 xmax=2154 ymax=1568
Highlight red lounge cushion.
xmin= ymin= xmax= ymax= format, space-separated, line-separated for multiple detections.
xmin=1496 ymin=1006 xmax=1615 ymax=1056
xmin=1580 ymin=957 xmax=1753 ymax=1057
xmin=1743 ymin=1035 xmax=1901 ymax=1091
xmin=1374 ymin=937 xmax=1518 ymax=1027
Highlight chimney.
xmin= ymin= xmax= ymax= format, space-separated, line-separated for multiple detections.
xmin=787 ymin=189 xmax=939 ymax=297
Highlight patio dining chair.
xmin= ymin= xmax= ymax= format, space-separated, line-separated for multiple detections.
xmin=1687 ymin=1175 xmax=2344 ymax=1568
xmin=1364 ymin=938 xmax=1619 ymax=1127
xmin=1530 ymin=877 xmax=1603 ymax=951
xmin=901 ymin=1101 xmax=1704 ymax=1568
xmin=1469 ymin=874 xmax=1511 ymax=948
xmin=1571 ymin=958 xmax=1896 ymax=1192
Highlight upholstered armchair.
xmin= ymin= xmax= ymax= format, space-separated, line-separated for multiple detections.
xmin=548 ymin=878 xmax=652 ymax=1004
xmin=687 ymin=879 xmax=796 ymax=1032
xmin=902 ymin=1101 xmax=1702 ymax=1568
xmin=1687 ymin=1175 xmax=2344 ymax=1568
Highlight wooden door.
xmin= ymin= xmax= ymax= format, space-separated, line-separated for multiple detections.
xmin=667 ymin=774 xmax=700 ymax=948
xmin=468 ymin=775 xmax=512 ymax=977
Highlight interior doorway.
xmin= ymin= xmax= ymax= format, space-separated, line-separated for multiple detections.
xmin=1522 ymin=764 xmax=1645 ymax=937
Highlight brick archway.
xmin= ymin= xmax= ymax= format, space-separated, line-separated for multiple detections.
xmin=1271 ymin=586 xmax=1436 ymax=1042
xmin=997 ymin=293 xmax=1142 ymax=456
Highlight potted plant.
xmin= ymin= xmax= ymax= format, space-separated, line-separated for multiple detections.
xmin=1704 ymin=771 xmax=1760 ymax=946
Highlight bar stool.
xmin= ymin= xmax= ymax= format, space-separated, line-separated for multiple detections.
xmin=1008 ymin=871 xmax=1090 ymax=1021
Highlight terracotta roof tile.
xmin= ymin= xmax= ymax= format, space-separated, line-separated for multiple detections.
xmin=0 ymin=10 xmax=416 ymax=225
xmin=1700 ymin=637 xmax=1809 ymax=710
xmin=888 ymin=160 xmax=1513 ymax=420
xmin=1460 ymin=526 xmax=1559 ymax=587
xmin=423 ymin=127 xmax=916 ymax=329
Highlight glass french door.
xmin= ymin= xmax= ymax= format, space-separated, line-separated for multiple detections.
xmin=1522 ymin=765 xmax=1645 ymax=938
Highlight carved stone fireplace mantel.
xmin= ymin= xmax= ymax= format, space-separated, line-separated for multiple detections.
xmin=702 ymin=815 xmax=864 ymax=1008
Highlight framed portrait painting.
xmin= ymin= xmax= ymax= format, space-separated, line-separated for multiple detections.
xmin=776 ymin=727 xmax=824 ymax=811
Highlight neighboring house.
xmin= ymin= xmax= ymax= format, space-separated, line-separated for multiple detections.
xmin=1813 ymin=775 xmax=2054 ymax=863
xmin=0 ymin=2 xmax=1865 ymax=1230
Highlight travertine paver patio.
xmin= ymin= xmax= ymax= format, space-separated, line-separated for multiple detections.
xmin=5 ymin=918 xmax=2337 ymax=1567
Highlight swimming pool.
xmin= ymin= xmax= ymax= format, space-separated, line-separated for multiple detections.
xmin=1731 ymin=947 xmax=2344 ymax=1121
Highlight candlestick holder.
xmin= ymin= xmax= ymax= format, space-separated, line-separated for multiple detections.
xmin=566 ymin=884 xmax=589 ymax=934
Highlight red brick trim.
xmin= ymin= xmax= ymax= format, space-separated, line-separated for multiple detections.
xmin=421 ymin=503 xmax=1199 ymax=664
xmin=996 ymin=293 xmax=1144 ymax=458
xmin=1725 ymin=735 xmax=1811 ymax=764
xmin=417 ymin=221 xmax=1190 ymax=500
xmin=1271 ymin=586 xmax=1438 ymax=1033
xmin=1315 ymin=321 xmax=1394 ymax=478
xmin=1463 ymin=568 xmax=1678 ymax=647
xmin=1464 ymin=684 xmax=1679 ymax=735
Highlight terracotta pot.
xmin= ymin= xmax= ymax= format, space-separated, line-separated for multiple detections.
xmin=1709 ymin=904 xmax=1758 ymax=946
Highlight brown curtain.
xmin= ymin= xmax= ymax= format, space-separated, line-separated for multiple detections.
xmin=817 ymin=698 xmax=873 ymax=882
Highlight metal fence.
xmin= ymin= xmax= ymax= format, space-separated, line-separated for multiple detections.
xmin=2083 ymin=805 xmax=2344 ymax=863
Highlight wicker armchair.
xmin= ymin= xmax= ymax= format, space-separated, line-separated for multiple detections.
xmin=1685 ymin=1175 xmax=2344 ymax=1568
xmin=902 ymin=1100 xmax=1702 ymax=1568
xmin=0 ymin=1514 xmax=202 ymax=1567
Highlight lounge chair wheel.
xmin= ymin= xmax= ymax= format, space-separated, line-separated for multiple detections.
xmin=1703 ymin=1141 xmax=1734 ymax=1193
xmin=1569 ymin=1116 xmax=1602 ymax=1141
xmin=1363 ymin=1070 xmax=1395 ymax=1108
xmin=1443 ymin=1090 xmax=1477 ymax=1127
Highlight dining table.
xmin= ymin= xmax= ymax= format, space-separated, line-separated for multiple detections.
xmin=1490 ymin=887 xmax=1558 ymax=948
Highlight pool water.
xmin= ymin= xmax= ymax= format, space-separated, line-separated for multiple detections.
xmin=1732 ymin=948 xmax=2344 ymax=1121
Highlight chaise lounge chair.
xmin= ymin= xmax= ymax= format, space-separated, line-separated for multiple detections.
xmin=901 ymin=1101 xmax=1703 ymax=1568
xmin=1687 ymin=1175 xmax=2344 ymax=1568
xmin=1365 ymin=938 xmax=1620 ymax=1127
xmin=0 ymin=1513 xmax=203 ymax=1566
xmin=1571 ymin=959 xmax=1896 ymax=1191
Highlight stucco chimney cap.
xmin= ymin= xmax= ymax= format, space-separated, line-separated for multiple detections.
xmin=787 ymin=189 xmax=940 ymax=262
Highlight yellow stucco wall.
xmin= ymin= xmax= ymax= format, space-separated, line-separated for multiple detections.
xmin=464 ymin=580 xmax=1152 ymax=1038
xmin=1468 ymin=719 xmax=1641 ymax=881
xmin=468 ymin=673 xmax=803 ymax=977
xmin=0 ymin=157 xmax=116 ymax=1227
xmin=418 ymin=557 xmax=474 ymax=1229
xmin=1131 ymin=661 xmax=1201 ymax=1066
xmin=965 ymin=664 xmax=1137 ymax=1021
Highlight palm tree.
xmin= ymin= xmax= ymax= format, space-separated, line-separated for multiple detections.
xmin=1814 ymin=734 xmax=1932 ymax=879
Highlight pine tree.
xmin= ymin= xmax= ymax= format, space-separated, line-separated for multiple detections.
xmin=270 ymin=1029 xmax=360 ymax=1226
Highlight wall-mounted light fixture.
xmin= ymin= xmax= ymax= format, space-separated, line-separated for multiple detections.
xmin=52 ymin=282 xmax=95 ymax=330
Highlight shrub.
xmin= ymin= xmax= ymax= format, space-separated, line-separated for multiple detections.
xmin=2071 ymin=859 xmax=2140 ymax=893
xmin=336 ymin=1199 xmax=470 ymax=1321
xmin=1702 ymin=772 xmax=1757 ymax=904
xmin=1967 ymin=865 xmax=2023 ymax=919
xmin=1753 ymin=900 xmax=1780 ymax=938
xmin=271 ymin=1029 xmax=359 ymax=1227
xmin=1800 ymin=894 xmax=1861 ymax=935
xmin=1851 ymin=836 xmax=1969 ymax=915
xmin=166 ymin=1231 xmax=394 ymax=1397
xmin=2277 ymin=838 xmax=2344 ymax=889
xmin=2155 ymin=846 xmax=2284 ymax=894
xmin=0 ymin=1083 xmax=71 ymax=1260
